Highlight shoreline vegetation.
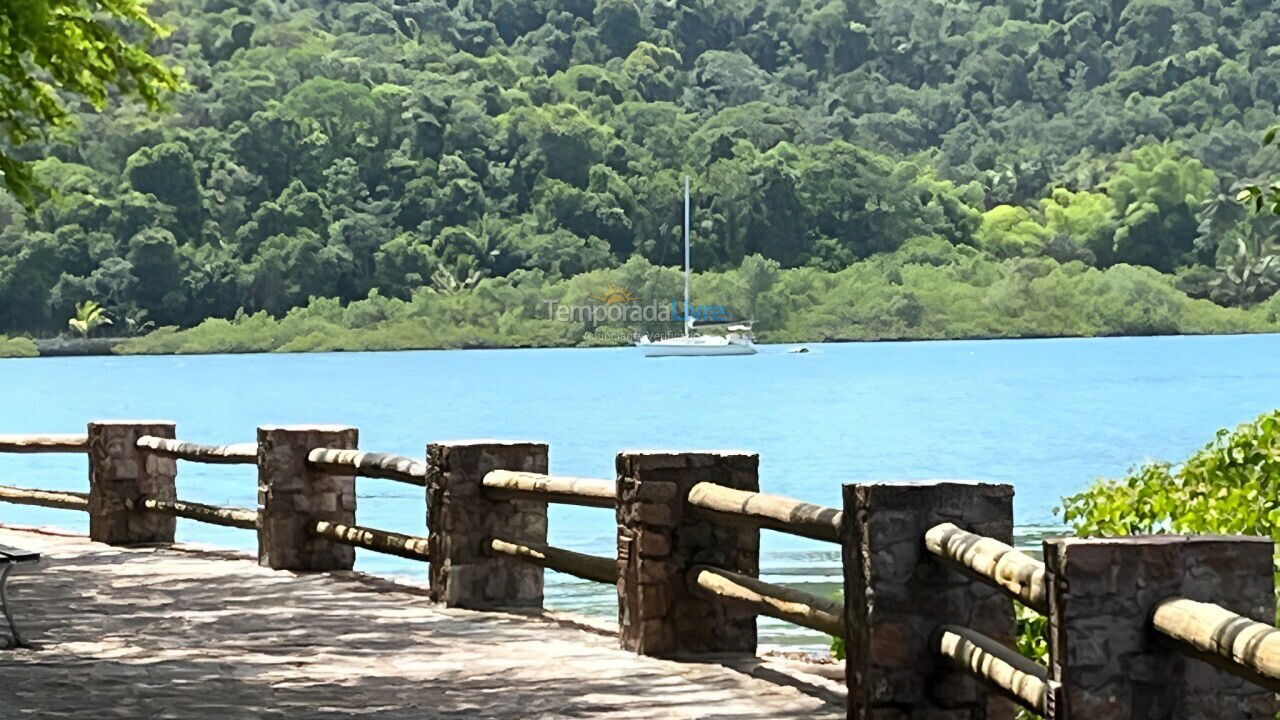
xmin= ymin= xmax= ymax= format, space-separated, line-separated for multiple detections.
xmin=2 ymin=0 xmax=1279 ymax=363
xmin=5 ymin=239 xmax=1279 ymax=358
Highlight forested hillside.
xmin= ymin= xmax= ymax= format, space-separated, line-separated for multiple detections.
xmin=2 ymin=0 xmax=1279 ymax=351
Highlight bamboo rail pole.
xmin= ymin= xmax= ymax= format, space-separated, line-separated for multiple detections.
xmin=0 ymin=484 xmax=89 ymax=511
xmin=686 ymin=482 xmax=841 ymax=543
xmin=133 ymin=498 xmax=258 ymax=530
xmin=924 ymin=522 xmax=1047 ymax=614
xmin=306 ymin=448 xmax=427 ymax=486
xmin=482 ymin=470 xmax=614 ymax=508
xmin=934 ymin=625 xmax=1050 ymax=715
xmin=486 ymin=537 xmax=617 ymax=584
xmin=0 ymin=434 xmax=89 ymax=453
xmin=310 ymin=520 xmax=432 ymax=561
xmin=687 ymin=564 xmax=844 ymax=637
xmin=136 ymin=436 xmax=257 ymax=465
xmin=1152 ymin=597 xmax=1280 ymax=692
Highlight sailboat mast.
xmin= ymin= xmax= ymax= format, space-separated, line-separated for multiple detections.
xmin=683 ymin=175 xmax=690 ymax=338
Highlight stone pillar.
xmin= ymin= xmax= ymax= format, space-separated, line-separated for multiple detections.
xmin=616 ymin=451 xmax=759 ymax=657
xmin=87 ymin=420 xmax=178 ymax=545
xmin=1044 ymin=535 xmax=1275 ymax=720
xmin=257 ymin=425 xmax=358 ymax=571
xmin=842 ymin=481 xmax=1016 ymax=720
xmin=426 ymin=440 xmax=548 ymax=609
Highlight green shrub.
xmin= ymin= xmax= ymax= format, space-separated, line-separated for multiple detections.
xmin=0 ymin=335 xmax=38 ymax=358
xmin=1060 ymin=409 xmax=1280 ymax=542
xmin=115 ymin=248 xmax=1280 ymax=355
xmin=1014 ymin=602 xmax=1048 ymax=664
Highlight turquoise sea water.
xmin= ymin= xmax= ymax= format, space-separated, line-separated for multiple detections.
xmin=3 ymin=335 xmax=1279 ymax=649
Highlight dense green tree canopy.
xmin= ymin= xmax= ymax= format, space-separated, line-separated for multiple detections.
xmin=0 ymin=0 xmax=181 ymax=204
xmin=0 ymin=0 xmax=1278 ymax=340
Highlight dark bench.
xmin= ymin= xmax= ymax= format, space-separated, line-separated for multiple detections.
xmin=0 ymin=544 xmax=40 ymax=648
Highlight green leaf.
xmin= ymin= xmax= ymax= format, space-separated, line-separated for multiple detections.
xmin=0 ymin=0 xmax=181 ymax=207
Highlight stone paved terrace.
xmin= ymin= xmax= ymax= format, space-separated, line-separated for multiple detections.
xmin=0 ymin=525 xmax=844 ymax=719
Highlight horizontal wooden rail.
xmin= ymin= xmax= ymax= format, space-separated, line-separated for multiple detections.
xmin=924 ymin=523 xmax=1047 ymax=614
xmin=135 ymin=498 xmax=258 ymax=530
xmin=1152 ymin=597 xmax=1280 ymax=692
xmin=934 ymin=625 xmax=1050 ymax=715
xmin=0 ymin=434 xmax=88 ymax=454
xmin=310 ymin=520 xmax=431 ymax=561
xmin=482 ymin=470 xmax=614 ymax=508
xmin=306 ymin=448 xmax=427 ymax=487
xmin=686 ymin=482 xmax=841 ymax=543
xmin=687 ymin=564 xmax=844 ymax=637
xmin=486 ymin=537 xmax=617 ymax=584
xmin=137 ymin=436 xmax=256 ymax=465
xmin=0 ymin=484 xmax=89 ymax=511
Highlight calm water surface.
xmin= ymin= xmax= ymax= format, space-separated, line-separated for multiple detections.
xmin=3 ymin=335 xmax=1278 ymax=648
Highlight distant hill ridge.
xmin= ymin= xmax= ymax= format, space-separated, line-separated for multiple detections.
xmin=0 ymin=0 xmax=1275 ymax=339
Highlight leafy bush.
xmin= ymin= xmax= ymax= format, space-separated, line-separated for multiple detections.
xmin=115 ymin=248 xmax=1280 ymax=355
xmin=1061 ymin=409 xmax=1280 ymax=542
xmin=0 ymin=336 xmax=37 ymax=358
xmin=1014 ymin=602 xmax=1048 ymax=664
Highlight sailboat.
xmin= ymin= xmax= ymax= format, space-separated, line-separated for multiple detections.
xmin=637 ymin=177 xmax=757 ymax=357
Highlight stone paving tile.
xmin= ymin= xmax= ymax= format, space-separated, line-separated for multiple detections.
xmin=0 ymin=527 xmax=842 ymax=719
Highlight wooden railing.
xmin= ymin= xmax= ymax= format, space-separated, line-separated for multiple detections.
xmin=487 ymin=537 xmax=618 ymax=584
xmin=923 ymin=521 xmax=1280 ymax=713
xmin=925 ymin=522 xmax=1047 ymax=612
xmin=687 ymin=564 xmax=844 ymax=637
xmin=934 ymin=624 xmax=1051 ymax=714
xmin=679 ymin=482 xmax=843 ymax=635
xmin=298 ymin=446 xmax=431 ymax=561
xmin=0 ymin=485 xmax=88 ymax=511
xmin=136 ymin=436 xmax=257 ymax=465
xmin=131 ymin=497 xmax=258 ymax=530
xmin=686 ymin=481 xmax=842 ymax=543
xmin=306 ymin=448 xmax=426 ymax=486
xmin=311 ymin=521 xmax=431 ymax=561
xmin=477 ymin=470 xmax=617 ymax=584
xmin=474 ymin=466 xmax=844 ymax=637
xmin=922 ymin=521 xmax=1053 ymax=712
xmin=133 ymin=433 xmax=259 ymax=531
xmin=0 ymin=434 xmax=88 ymax=453
xmin=2 ymin=423 xmax=1278 ymax=720
xmin=481 ymin=470 xmax=614 ymax=508
xmin=1151 ymin=597 xmax=1280 ymax=692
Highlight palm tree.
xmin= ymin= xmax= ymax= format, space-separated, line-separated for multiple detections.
xmin=429 ymin=259 xmax=485 ymax=295
xmin=1210 ymin=234 xmax=1280 ymax=306
xmin=67 ymin=300 xmax=113 ymax=337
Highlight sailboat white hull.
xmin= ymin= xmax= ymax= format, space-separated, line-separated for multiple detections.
xmin=637 ymin=337 xmax=757 ymax=357
xmin=635 ymin=176 xmax=758 ymax=358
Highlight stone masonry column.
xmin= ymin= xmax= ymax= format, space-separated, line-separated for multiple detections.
xmin=87 ymin=420 xmax=178 ymax=545
xmin=1044 ymin=535 xmax=1275 ymax=720
xmin=616 ymin=450 xmax=759 ymax=657
xmin=257 ymin=424 xmax=358 ymax=571
xmin=842 ymin=481 xmax=1016 ymax=720
xmin=426 ymin=440 xmax=548 ymax=609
